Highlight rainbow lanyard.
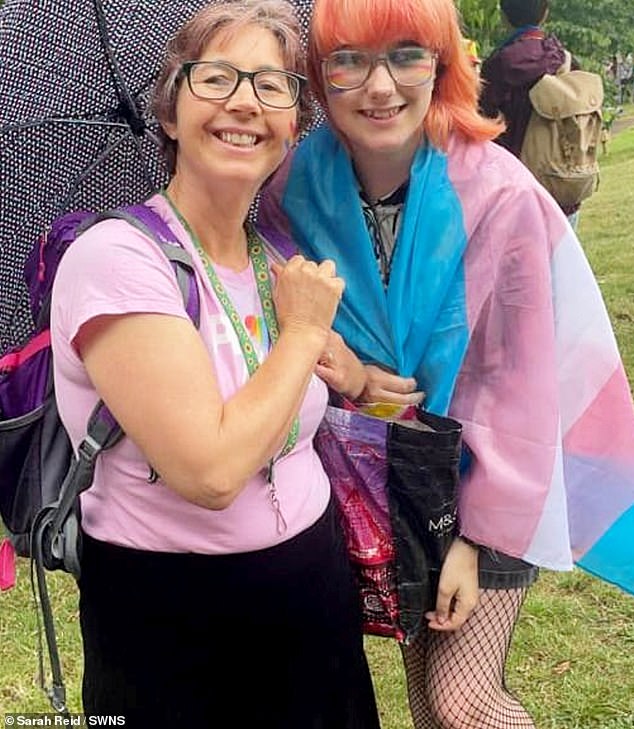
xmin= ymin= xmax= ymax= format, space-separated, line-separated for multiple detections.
xmin=162 ymin=191 xmax=299 ymax=533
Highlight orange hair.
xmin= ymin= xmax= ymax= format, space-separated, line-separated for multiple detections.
xmin=307 ymin=0 xmax=503 ymax=149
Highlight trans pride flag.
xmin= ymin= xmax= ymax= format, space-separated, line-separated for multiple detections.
xmin=258 ymin=125 xmax=634 ymax=595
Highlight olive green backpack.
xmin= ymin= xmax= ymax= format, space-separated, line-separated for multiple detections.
xmin=520 ymin=52 xmax=604 ymax=209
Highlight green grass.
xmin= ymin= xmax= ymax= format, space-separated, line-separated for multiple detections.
xmin=0 ymin=571 xmax=82 ymax=712
xmin=581 ymin=112 xmax=634 ymax=374
xmin=366 ymin=570 xmax=634 ymax=729
xmin=2 ymin=116 xmax=634 ymax=726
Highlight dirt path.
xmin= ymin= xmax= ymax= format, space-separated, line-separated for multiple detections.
xmin=613 ymin=117 xmax=634 ymax=134
xmin=611 ymin=109 xmax=634 ymax=135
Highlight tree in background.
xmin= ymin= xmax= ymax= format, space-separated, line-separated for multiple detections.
xmin=458 ymin=0 xmax=634 ymax=104
xmin=456 ymin=0 xmax=499 ymax=57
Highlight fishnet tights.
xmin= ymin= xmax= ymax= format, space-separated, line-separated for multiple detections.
xmin=401 ymin=587 xmax=536 ymax=729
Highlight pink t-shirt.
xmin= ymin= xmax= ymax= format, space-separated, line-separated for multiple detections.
xmin=50 ymin=194 xmax=330 ymax=554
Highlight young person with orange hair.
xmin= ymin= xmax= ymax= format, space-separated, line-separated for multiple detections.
xmin=258 ymin=0 xmax=634 ymax=727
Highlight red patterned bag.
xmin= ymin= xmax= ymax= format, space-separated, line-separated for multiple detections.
xmin=314 ymin=398 xmax=463 ymax=643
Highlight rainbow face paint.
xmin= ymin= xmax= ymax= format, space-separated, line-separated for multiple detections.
xmin=284 ymin=120 xmax=298 ymax=151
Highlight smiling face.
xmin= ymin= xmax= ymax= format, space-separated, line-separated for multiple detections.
xmin=323 ymin=44 xmax=436 ymax=163
xmin=162 ymin=23 xmax=298 ymax=194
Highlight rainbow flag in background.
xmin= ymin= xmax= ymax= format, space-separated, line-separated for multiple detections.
xmin=258 ymin=126 xmax=634 ymax=595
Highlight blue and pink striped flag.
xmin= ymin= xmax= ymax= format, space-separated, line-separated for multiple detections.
xmin=258 ymin=126 xmax=634 ymax=595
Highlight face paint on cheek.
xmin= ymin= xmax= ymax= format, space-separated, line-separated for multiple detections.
xmin=326 ymin=86 xmax=348 ymax=96
xmin=284 ymin=120 xmax=298 ymax=151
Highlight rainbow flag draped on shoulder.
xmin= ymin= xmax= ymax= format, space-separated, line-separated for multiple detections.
xmin=258 ymin=125 xmax=634 ymax=596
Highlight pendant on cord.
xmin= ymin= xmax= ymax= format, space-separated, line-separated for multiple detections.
xmin=265 ymin=459 xmax=288 ymax=535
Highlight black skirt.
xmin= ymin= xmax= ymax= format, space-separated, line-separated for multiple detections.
xmin=478 ymin=548 xmax=539 ymax=589
xmin=79 ymin=499 xmax=380 ymax=729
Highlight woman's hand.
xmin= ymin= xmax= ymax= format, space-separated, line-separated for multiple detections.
xmin=271 ymin=256 xmax=344 ymax=343
xmin=315 ymin=331 xmax=367 ymax=400
xmin=425 ymin=537 xmax=480 ymax=632
xmin=358 ymin=364 xmax=424 ymax=405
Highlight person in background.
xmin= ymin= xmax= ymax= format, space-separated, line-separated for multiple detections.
xmin=257 ymin=0 xmax=634 ymax=727
xmin=618 ymin=51 xmax=634 ymax=104
xmin=50 ymin=1 xmax=380 ymax=727
xmin=479 ymin=0 xmax=582 ymax=228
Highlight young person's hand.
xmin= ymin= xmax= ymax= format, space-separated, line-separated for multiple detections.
xmin=425 ymin=537 xmax=479 ymax=632
xmin=358 ymin=364 xmax=424 ymax=405
xmin=315 ymin=331 xmax=367 ymax=400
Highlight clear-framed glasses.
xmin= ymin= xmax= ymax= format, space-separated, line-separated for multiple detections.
xmin=181 ymin=61 xmax=306 ymax=109
xmin=322 ymin=46 xmax=437 ymax=90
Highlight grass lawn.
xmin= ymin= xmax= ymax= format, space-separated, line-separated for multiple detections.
xmin=2 ymin=112 xmax=634 ymax=726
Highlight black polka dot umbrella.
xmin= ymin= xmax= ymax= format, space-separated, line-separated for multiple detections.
xmin=0 ymin=0 xmax=317 ymax=355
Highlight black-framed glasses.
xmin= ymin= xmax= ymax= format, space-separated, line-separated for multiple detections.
xmin=181 ymin=61 xmax=306 ymax=109
xmin=322 ymin=46 xmax=437 ymax=90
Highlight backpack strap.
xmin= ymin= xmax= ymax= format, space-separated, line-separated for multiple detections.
xmin=90 ymin=203 xmax=201 ymax=327
xmin=556 ymin=50 xmax=572 ymax=76
xmin=39 ymin=201 xmax=201 ymax=574
xmin=30 ymin=202 xmax=201 ymax=715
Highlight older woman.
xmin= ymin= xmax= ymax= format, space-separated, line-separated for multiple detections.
xmin=50 ymin=1 xmax=379 ymax=727
xmin=258 ymin=0 xmax=634 ymax=727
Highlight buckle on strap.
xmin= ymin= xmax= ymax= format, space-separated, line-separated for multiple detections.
xmin=77 ymin=434 xmax=103 ymax=463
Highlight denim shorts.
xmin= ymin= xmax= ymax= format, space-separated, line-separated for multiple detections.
xmin=477 ymin=547 xmax=539 ymax=590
